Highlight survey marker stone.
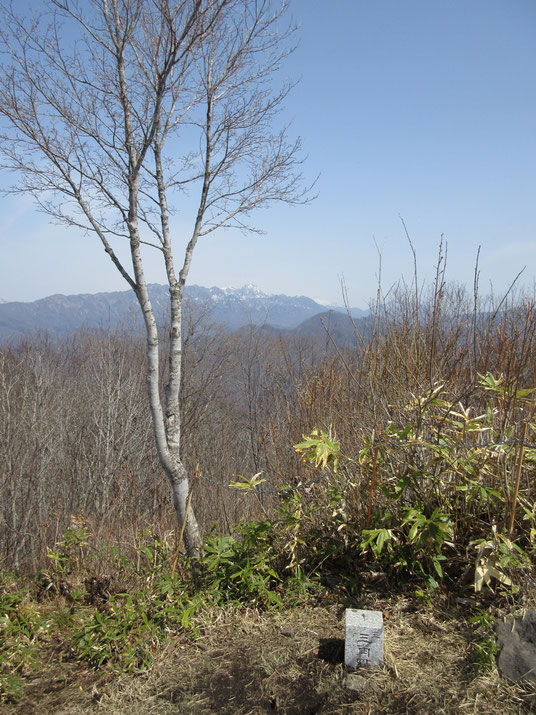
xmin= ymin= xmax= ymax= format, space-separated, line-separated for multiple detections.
xmin=345 ymin=609 xmax=384 ymax=668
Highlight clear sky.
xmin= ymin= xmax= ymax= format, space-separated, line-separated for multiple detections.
xmin=1 ymin=0 xmax=535 ymax=308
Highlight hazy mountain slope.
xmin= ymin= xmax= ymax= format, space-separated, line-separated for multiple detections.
xmin=0 ymin=284 xmax=369 ymax=343
xmin=293 ymin=310 xmax=375 ymax=349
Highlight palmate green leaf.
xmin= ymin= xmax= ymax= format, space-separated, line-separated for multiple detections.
xmin=361 ymin=527 xmax=394 ymax=555
xmin=478 ymin=372 xmax=505 ymax=393
xmin=516 ymin=387 xmax=535 ymax=399
xmin=404 ymin=384 xmax=445 ymax=411
xmin=464 ymin=480 xmax=503 ymax=503
xmin=229 ymin=472 xmax=266 ymax=491
xmin=294 ymin=428 xmax=340 ymax=472
xmin=401 ymin=507 xmax=422 ymax=525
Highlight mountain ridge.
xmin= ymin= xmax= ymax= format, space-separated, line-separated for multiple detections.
xmin=0 ymin=284 xmax=369 ymax=343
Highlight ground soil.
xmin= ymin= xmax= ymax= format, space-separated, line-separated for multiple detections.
xmin=3 ymin=594 xmax=535 ymax=714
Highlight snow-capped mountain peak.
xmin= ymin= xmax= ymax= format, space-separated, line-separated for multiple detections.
xmin=220 ymin=284 xmax=268 ymax=299
xmin=0 ymin=283 xmax=370 ymax=343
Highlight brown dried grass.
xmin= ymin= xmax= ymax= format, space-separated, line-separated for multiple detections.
xmin=7 ymin=594 xmax=531 ymax=715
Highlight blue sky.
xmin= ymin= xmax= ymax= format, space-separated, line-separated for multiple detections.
xmin=1 ymin=0 xmax=535 ymax=308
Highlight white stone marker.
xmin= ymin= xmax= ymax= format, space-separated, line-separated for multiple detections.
xmin=345 ymin=609 xmax=384 ymax=668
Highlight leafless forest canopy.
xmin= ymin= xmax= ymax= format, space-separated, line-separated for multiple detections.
xmin=1 ymin=283 xmax=535 ymax=571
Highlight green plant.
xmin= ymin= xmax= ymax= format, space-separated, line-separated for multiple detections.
xmin=294 ymin=427 xmax=341 ymax=472
xmin=73 ymin=593 xmax=157 ymax=670
xmin=470 ymin=609 xmax=498 ymax=673
xmin=201 ymin=521 xmax=281 ymax=607
xmin=359 ymin=506 xmax=453 ymax=589
xmin=58 ymin=527 xmax=208 ymax=673
xmin=46 ymin=527 xmax=91 ymax=574
xmin=288 ymin=363 xmax=536 ymax=594
xmin=401 ymin=506 xmax=453 ymax=587
xmin=472 ymin=529 xmax=531 ymax=593
xmin=0 ymin=577 xmax=49 ymax=702
xmin=72 ymin=568 xmax=202 ymax=671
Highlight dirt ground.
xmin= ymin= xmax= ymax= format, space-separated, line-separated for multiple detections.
xmin=4 ymin=595 xmax=535 ymax=714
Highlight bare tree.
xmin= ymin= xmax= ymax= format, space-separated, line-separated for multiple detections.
xmin=0 ymin=0 xmax=308 ymax=556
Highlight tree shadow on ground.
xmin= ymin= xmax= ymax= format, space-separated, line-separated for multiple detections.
xmin=317 ymin=638 xmax=345 ymax=665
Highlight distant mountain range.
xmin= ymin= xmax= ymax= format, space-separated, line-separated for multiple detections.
xmin=0 ymin=284 xmax=370 ymax=345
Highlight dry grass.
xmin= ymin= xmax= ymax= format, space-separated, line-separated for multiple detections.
xmin=5 ymin=594 xmax=535 ymax=715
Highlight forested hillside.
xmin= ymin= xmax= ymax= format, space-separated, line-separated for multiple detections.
xmin=1 ymin=285 xmax=536 ymax=709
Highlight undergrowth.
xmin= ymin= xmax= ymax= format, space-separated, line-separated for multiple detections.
xmin=2 ymin=327 xmax=536 ymax=702
xmin=272 ymin=371 xmax=536 ymax=599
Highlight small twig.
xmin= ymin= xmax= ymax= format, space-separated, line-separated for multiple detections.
xmin=508 ymin=423 xmax=527 ymax=536
xmin=366 ymin=425 xmax=381 ymax=529
xmin=472 ymin=245 xmax=481 ymax=379
xmin=490 ymin=266 xmax=526 ymax=323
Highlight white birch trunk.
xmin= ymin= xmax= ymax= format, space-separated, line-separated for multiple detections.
xmin=131 ymin=231 xmax=202 ymax=556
